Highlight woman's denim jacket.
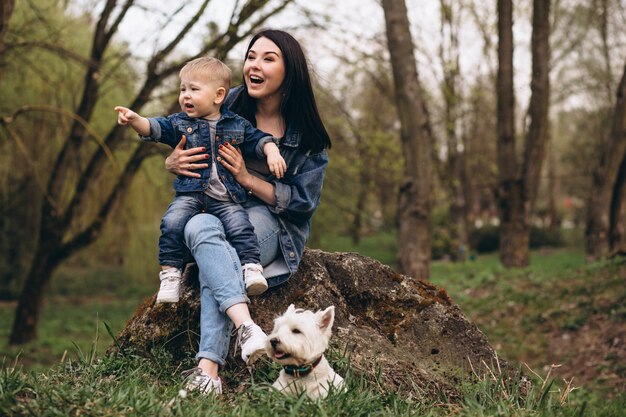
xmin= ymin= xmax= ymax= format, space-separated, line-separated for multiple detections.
xmin=142 ymin=107 xmax=272 ymax=203
xmin=225 ymin=86 xmax=329 ymax=287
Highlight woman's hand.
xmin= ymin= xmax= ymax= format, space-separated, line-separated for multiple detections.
xmin=219 ymin=142 xmax=277 ymax=205
xmin=165 ymin=135 xmax=209 ymax=178
xmin=217 ymin=142 xmax=252 ymax=185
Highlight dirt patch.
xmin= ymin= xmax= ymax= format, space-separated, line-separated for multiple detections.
xmin=547 ymin=315 xmax=626 ymax=394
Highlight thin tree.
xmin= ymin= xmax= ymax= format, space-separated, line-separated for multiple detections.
xmin=496 ymin=0 xmax=551 ymax=267
xmin=585 ymin=1 xmax=626 ymax=260
xmin=600 ymin=61 xmax=626 ymax=255
xmin=381 ymin=0 xmax=434 ymax=279
xmin=439 ymin=0 xmax=468 ymax=259
xmin=4 ymin=0 xmax=293 ymax=345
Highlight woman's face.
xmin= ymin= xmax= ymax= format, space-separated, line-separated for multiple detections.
xmin=243 ymin=36 xmax=286 ymax=101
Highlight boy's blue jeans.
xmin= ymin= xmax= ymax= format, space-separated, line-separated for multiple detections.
xmin=158 ymin=192 xmax=261 ymax=270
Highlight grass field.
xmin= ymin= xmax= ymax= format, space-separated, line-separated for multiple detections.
xmin=1 ymin=236 xmax=625 ymax=416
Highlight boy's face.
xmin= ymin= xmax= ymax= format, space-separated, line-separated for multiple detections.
xmin=179 ymin=74 xmax=225 ymax=119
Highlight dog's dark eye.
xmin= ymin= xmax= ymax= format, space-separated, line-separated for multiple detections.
xmin=292 ymin=328 xmax=301 ymax=334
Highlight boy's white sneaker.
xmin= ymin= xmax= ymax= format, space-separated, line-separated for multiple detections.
xmin=156 ymin=268 xmax=182 ymax=304
xmin=182 ymin=368 xmax=222 ymax=395
xmin=242 ymin=263 xmax=268 ymax=296
xmin=237 ymin=321 xmax=267 ymax=365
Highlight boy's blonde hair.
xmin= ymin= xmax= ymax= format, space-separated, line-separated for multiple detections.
xmin=180 ymin=57 xmax=231 ymax=92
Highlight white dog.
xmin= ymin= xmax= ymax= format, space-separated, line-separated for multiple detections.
xmin=265 ymin=304 xmax=345 ymax=399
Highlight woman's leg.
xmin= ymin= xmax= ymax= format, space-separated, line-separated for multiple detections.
xmin=184 ymin=214 xmax=249 ymax=366
xmin=184 ymin=213 xmax=267 ymax=370
xmin=246 ymin=202 xmax=281 ymax=266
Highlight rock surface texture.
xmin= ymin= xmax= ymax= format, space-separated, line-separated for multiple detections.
xmin=114 ymin=249 xmax=503 ymax=398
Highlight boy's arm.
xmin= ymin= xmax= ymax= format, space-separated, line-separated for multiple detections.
xmin=263 ymin=141 xmax=287 ymax=179
xmin=114 ymin=106 xmax=150 ymax=136
xmin=240 ymin=119 xmax=287 ymax=178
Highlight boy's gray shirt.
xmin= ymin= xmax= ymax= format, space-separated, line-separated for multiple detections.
xmin=204 ymin=119 xmax=230 ymax=201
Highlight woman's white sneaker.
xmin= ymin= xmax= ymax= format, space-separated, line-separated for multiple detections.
xmin=182 ymin=367 xmax=222 ymax=395
xmin=236 ymin=321 xmax=267 ymax=365
xmin=156 ymin=269 xmax=182 ymax=304
xmin=242 ymin=263 xmax=268 ymax=296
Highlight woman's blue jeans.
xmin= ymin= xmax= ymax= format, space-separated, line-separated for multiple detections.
xmin=184 ymin=202 xmax=281 ymax=365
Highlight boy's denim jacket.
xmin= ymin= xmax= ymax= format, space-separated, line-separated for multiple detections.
xmin=224 ymin=86 xmax=329 ymax=287
xmin=141 ymin=106 xmax=272 ymax=203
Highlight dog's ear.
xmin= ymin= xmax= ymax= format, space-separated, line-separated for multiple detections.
xmin=286 ymin=304 xmax=296 ymax=314
xmin=317 ymin=306 xmax=335 ymax=332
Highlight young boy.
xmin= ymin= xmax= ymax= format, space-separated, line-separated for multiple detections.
xmin=114 ymin=57 xmax=285 ymax=303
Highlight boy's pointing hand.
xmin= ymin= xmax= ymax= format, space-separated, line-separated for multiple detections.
xmin=114 ymin=106 xmax=138 ymax=125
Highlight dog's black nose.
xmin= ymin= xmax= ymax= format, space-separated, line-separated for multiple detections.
xmin=270 ymin=338 xmax=279 ymax=348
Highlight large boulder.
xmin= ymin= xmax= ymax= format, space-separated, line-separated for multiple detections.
xmin=113 ymin=249 xmax=505 ymax=399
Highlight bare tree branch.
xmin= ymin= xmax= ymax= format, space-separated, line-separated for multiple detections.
xmin=147 ymin=0 xmax=211 ymax=75
xmin=4 ymin=40 xmax=95 ymax=68
xmin=58 ymin=144 xmax=161 ymax=258
xmin=103 ymin=0 xmax=134 ymax=47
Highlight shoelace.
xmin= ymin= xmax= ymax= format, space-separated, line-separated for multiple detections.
xmin=161 ymin=278 xmax=179 ymax=289
xmin=181 ymin=368 xmax=213 ymax=392
xmin=160 ymin=269 xmax=181 ymax=280
xmin=233 ymin=323 xmax=255 ymax=356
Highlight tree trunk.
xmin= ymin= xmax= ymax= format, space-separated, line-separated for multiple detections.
xmin=350 ymin=168 xmax=368 ymax=245
xmin=546 ymin=133 xmax=559 ymax=231
xmin=586 ymin=61 xmax=626 ymax=260
xmin=522 ymin=0 xmax=551 ymax=223
xmin=609 ymin=142 xmax=626 ymax=253
xmin=382 ymin=0 xmax=433 ymax=279
xmin=8 ymin=242 xmax=60 ymax=344
xmin=497 ymin=0 xmax=551 ymax=267
xmin=496 ymin=0 xmax=523 ymax=266
xmin=439 ymin=0 xmax=468 ymax=260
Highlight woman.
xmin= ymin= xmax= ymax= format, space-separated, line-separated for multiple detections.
xmin=166 ymin=29 xmax=331 ymax=395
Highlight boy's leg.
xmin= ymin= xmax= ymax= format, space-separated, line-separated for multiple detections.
xmin=202 ymin=197 xmax=267 ymax=295
xmin=202 ymin=198 xmax=260 ymax=265
xmin=157 ymin=194 xmax=202 ymax=303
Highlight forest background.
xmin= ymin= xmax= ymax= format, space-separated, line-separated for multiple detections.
xmin=1 ymin=0 xmax=625 ymax=412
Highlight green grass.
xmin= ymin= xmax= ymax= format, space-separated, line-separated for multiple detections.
xmin=2 ymin=346 xmax=624 ymax=416
xmin=2 ymin=234 xmax=626 ymax=415
xmin=429 ymin=249 xmax=614 ymax=354
xmin=316 ymin=231 xmax=398 ymax=267
xmin=0 ymin=264 xmax=154 ymax=372
xmin=0 ymin=296 xmax=147 ymax=372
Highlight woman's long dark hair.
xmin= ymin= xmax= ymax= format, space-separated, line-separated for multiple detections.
xmin=230 ymin=29 xmax=331 ymax=154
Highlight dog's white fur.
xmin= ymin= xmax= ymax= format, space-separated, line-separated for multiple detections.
xmin=265 ymin=304 xmax=344 ymax=399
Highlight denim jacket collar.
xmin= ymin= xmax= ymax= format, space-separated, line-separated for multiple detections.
xmin=281 ymin=130 xmax=301 ymax=148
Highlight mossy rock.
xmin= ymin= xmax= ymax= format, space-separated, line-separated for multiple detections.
xmin=112 ymin=249 xmax=512 ymax=399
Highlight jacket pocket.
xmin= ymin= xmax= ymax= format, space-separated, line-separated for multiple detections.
xmin=220 ymin=130 xmax=244 ymax=146
xmin=174 ymin=123 xmax=201 ymax=146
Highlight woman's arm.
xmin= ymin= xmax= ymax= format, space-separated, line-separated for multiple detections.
xmin=270 ymin=151 xmax=328 ymax=225
xmin=165 ymin=135 xmax=209 ymax=179
xmin=218 ymin=143 xmax=328 ymax=225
